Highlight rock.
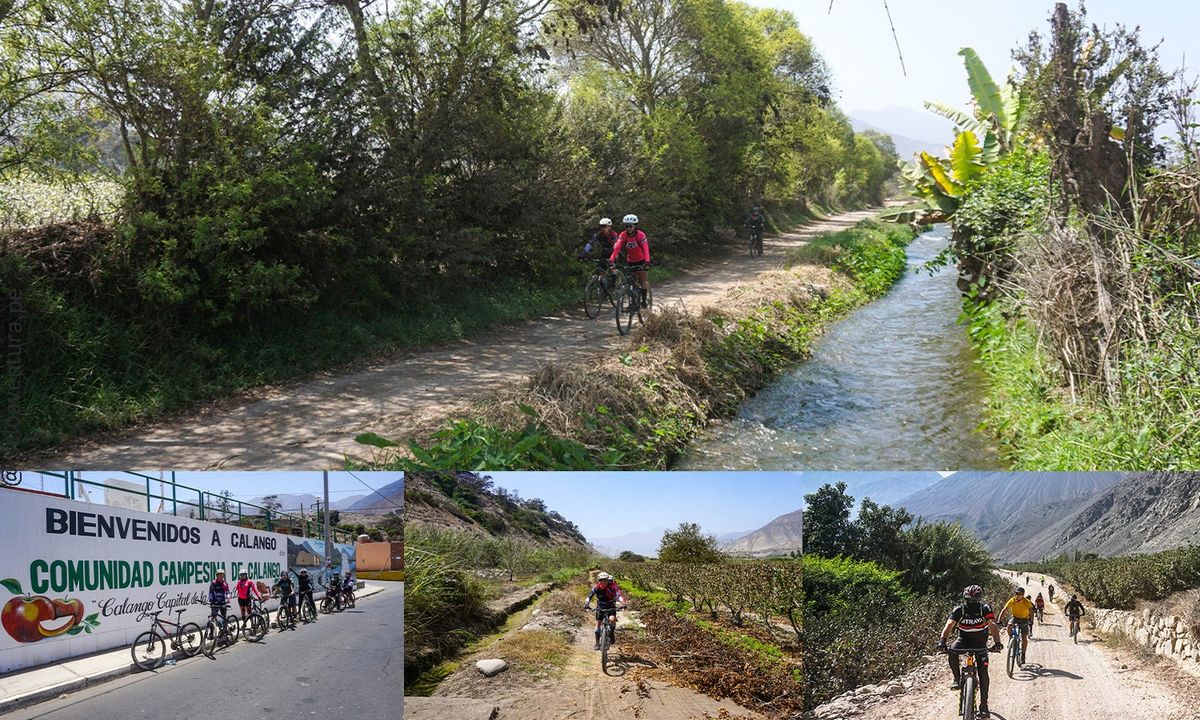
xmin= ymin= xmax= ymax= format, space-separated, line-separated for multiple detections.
xmin=882 ymin=682 xmax=906 ymax=697
xmin=475 ymin=659 xmax=508 ymax=677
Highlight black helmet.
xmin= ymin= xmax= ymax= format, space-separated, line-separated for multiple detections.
xmin=1070 ymin=594 xmax=1077 ymax=600
xmin=1014 ymin=586 xmax=1024 ymax=594
xmin=963 ymin=585 xmax=984 ymax=600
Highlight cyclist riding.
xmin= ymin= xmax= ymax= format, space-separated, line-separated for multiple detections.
xmin=297 ymin=568 xmax=317 ymax=622
xmin=208 ymin=569 xmax=231 ymax=623
xmin=746 ymin=206 xmax=765 ymax=253
xmin=609 ymin=214 xmax=650 ymax=309
xmin=998 ymin=587 xmax=1036 ymax=663
xmin=1065 ymin=594 xmax=1086 ymax=635
xmin=581 ymin=218 xmax=620 ymax=260
xmin=1047 ymin=584 xmax=1055 ymax=603
xmin=583 ymin=572 xmax=627 ymax=651
xmin=1034 ymin=593 xmax=1045 ymax=622
xmin=938 ymin=584 xmax=1003 ymax=719
xmin=235 ymin=570 xmax=263 ymax=620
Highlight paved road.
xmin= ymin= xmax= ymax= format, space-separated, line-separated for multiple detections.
xmin=21 ymin=208 xmax=879 ymax=469
xmin=4 ymin=584 xmax=403 ymax=719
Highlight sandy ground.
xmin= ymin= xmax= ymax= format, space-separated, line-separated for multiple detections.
xmin=847 ymin=574 xmax=1200 ymax=720
xmin=427 ymin=609 xmax=765 ymax=720
xmin=23 ymin=209 xmax=879 ymax=469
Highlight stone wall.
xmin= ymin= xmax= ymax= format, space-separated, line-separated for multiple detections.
xmin=1088 ymin=605 xmax=1199 ymax=666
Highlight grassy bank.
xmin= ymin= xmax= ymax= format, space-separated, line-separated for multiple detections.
xmin=964 ymin=299 xmax=1200 ymax=469
xmin=366 ymin=218 xmax=916 ymax=470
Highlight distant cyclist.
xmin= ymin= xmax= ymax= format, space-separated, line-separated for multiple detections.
xmin=580 ymin=218 xmax=620 ymax=260
xmin=998 ymin=587 xmax=1036 ymax=663
xmin=745 ymin=206 xmax=765 ymax=254
xmin=1047 ymin=584 xmax=1055 ymax=603
xmin=584 ymin=572 xmax=627 ymax=651
xmin=609 ymin=214 xmax=650 ymax=309
xmin=1065 ymin=594 xmax=1086 ymax=637
xmin=1034 ymin=593 xmax=1045 ymax=623
xmin=938 ymin=584 xmax=1003 ymax=719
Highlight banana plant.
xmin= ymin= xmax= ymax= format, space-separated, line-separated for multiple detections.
xmin=885 ymin=47 xmax=1025 ymax=224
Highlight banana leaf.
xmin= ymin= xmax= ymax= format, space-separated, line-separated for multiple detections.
xmin=959 ymin=48 xmax=1008 ymax=132
xmin=920 ymin=151 xmax=963 ymax=198
xmin=949 ymin=130 xmax=984 ymax=185
xmin=924 ymin=100 xmax=985 ymax=137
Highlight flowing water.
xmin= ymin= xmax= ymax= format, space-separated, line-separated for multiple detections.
xmin=678 ymin=225 xmax=1005 ymax=470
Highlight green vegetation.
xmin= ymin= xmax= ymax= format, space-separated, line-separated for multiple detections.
xmin=404 ymin=472 xmax=587 ymax=542
xmin=372 ymin=220 xmax=915 ymax=470
xmin=658 ymin=522 xmax=725 ymax=563
xmin=799 ymin=482 xmax=1004 ymax=708
xmin=0 ymin=0 xmax=897 ymax=458
xmin=891 ymin=5 xmax=1200 ymax=469
xmin=1011 ymin=546 xmax=1200 ymax=610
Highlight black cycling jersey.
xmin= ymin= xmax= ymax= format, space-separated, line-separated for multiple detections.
xmin=949 ymin=601 xmax=995 ymax=648
xmin=297 ymin=574 xmax=313 ymax=592
xmin=1065 ymin=599 xmax=1085 ymax=618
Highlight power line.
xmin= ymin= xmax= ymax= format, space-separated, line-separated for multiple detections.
xmin=343 ymin=470 xmax=405 ymax=514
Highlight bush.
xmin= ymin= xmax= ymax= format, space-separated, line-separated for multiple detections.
xmin=1013 ymin=546 xmax=1200 ymax=609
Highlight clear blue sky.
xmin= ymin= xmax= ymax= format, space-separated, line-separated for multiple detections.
xmin=752 ymin=0 xmax=1200 ymax=138
xmin=486 ymin=471 xmax=949 ymax=541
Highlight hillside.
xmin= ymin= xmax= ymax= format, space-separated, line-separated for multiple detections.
xmin=344 ymin=478 xmax=404 ymax=515
xmin=725 ymin=509 xmax=804 ymax=557
xmin=1031 ymin=472 xmax=1200 ymax=558
xmin=404 ymin=471 xmax=592 ymax=549
xmin=896 ymin=472 xmax=1123 ymax=561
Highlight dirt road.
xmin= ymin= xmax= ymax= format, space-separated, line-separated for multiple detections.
xmin=411 ymin=607 xmax=765 ymax=720
xmin=25 ymin=208 xmax=879 ymax=469
xmin=821 ymin=573 xmax=1200 ymax=720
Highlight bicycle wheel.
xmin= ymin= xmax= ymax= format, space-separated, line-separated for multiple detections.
xmin=226 ymin=617 xmax=241 ymax=643
xmin=1006 ymin=641 xmax=1017 ymax=677
xmin=615 ymin=289 xmax=636 ymax=336
xmin=300 ymin=599 xmax=314 ymax=623
xmin=584 ymin=276 xmax=605 ymax=319
xmin=345 ymin=593 xmax=356 ymax=609
xmin=599 ymin=625 xmax=610 ymax=674
xmin=335 ymin=594 xmax=345 ymax=612
xmin=178 ymin=622 xmax=204 ymax=657
xmin=962 ymin=673 xmax=976 ymax=718
xmin=131 ymin=631 xmax=166 ymax=670
xmin=202 ymin=621 xmax=218 ymax=658
xmin=245 ymin=614 xmax=268 ymax=642
xmin=321 ymin=596 xmax=334 ymax=614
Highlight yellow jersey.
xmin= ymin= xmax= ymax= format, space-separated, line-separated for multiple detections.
xmin=1002 ymin=596 xmax=1036 ymax=620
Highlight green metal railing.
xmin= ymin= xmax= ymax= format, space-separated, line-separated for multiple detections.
xmin=26 ymin=471 xmax=355 ymax=543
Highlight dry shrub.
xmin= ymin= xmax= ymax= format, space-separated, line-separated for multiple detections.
xmin=494 ymin=628 xmax=572 ymax=671
xmin=636 ymin=605 xmax=804 ymax=716
xmin=540 ymin=588 xmax=586 ymax=622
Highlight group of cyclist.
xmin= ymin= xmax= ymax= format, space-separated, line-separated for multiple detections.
xmin=206 ymin=565 xmax=357 ymax=632
xmin=577 ymin=207 xmax=768 ymax=313
xmin=939 ymin=580 xmax=1088 ymax=718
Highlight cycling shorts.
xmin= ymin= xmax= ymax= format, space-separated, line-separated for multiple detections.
xmin=948 ymin=638 xmax=990 ymax=666
xmin=594 ymin=607 xmax=618 ymax=622
xmin=238 ymin=597 xmax=252 ymax=608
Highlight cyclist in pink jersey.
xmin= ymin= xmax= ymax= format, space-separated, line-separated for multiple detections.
xmin=609 ymin=213 xmax=651 ymax=308
xmin=235 ymin=570 xmax=263 ymax=620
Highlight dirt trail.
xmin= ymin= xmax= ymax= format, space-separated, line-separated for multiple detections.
xmin=422 ymin=608 xmax=765 ymax=720
xmin=833 ymin=573 xmax=1200 ymax=720
xmin=24 ymin=208 xmax=879 ymax=469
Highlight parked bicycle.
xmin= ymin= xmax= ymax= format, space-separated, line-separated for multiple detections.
xmin=320 ymin=583 xmax=344 ymax=614
xmin=613 ymin=263 xmax=651 ymax=336
xmin=241 ymin=596 xmax=269 ymax=642
xmin=945 ymin=645 xmax=1001 ymax=719
xmin=202 ymin=603 xmax=238 ymax=657
xmin=130 ymin=608 xmax=204 ymax=670
xmin=275 ymin=592 xmax=298 ymax=631
xmin=583 ymin=259 xmax=620 ymax=319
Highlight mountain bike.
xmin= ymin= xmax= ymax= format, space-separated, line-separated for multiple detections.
xmin=945 ymin=645 xmax=1000 ymax=719
xmin=240 ymin=596 xmax=269 ymax=642
xmin=748 ymin=225 xmax=763 ymax=257
xmin=583 ymin=259 xmax=620 ymax=319
xmin=1035 ymin=605 xmax=1044 ymax=624
xmin=275 ymin=593 xmax=298 ymax=631
xmin=298 ymin=590 xmax=317 ymax=622
xmin=202 ymin=603 xmax=238 ymax=657
xmin=1068 ymin=614 xmax=1082 ymax=643
xmin=130 ymin=608 xmax=204 ymax=670
xmin=613 ymin=264 xmax=651 ymax=336
xmin=1005 ymin=621 xmax=1027 ymax=677
xmin=342 ymin=584 xmax=356 ymax=609
xmin=320 ymin=584 xmax=344 ymax=614
xmin=586 ymin=604 xmax=625 ymax=674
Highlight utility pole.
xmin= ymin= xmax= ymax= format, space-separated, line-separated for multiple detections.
xmin=323 ymin=471 xmax=331 ymax=570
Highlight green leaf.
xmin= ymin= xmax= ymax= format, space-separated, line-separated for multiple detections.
xmin=959 ymin=48 xmax=1007 ymax=131
xmin=923 ymin=100 xmax=985 ymax=137
xmin=67 ymin=626 xmax=84 ymax=635
xmin=0 ymin=578 xmax=22 ymax=595
xmin=920 ymin=152 xmax=963 ymax=198
xmin=980 ymin=130 xmax=1001 ymax=166
xmin=85 ymin=613 xmax=99 ymax=623
xmin=516 ymin=403 xmax=538 ymax=417
xmin=1110 ymin=125 xmax=1126 ymax=141
xmin=354 ymin=432 xmax=398 ymax=449
xmin=949 ymin=130 xmax=984 ymax=184
xmin=619 ymin=353 xmax=633 ymax=366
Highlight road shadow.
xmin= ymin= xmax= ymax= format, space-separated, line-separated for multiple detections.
xmin=1031 ymin=665 xmax=1083 ymax=681
xmin=603 ymin=652 xmax=657 ymax=677
xmin=989 ymin=711 xmax=1012 ymax=720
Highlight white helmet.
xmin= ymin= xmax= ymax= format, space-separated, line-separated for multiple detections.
xmin=622 ymin=214 xmax=638 ymax=226
xmin=597 ymin=572 xmax=612 ymax=581
xmin=599 ymin=217 xmax=612 ymax=226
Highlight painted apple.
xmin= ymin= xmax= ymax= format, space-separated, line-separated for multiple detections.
xmin=2 ymin=596 xmax=55 ymax=643
xmin=42 ymin=598 xmax=85 ymax=638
